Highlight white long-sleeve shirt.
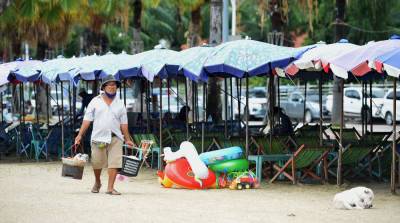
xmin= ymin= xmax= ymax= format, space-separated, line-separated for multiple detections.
xmin=83 ymin=94 xmax=128 ymax=144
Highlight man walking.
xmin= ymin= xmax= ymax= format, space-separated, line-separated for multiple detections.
xmin=75 ymin=75 xmax=134 ymax=195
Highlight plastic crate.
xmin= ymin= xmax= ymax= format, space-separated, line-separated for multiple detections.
xmin=120 ymin=155 xmax=142 ymax=177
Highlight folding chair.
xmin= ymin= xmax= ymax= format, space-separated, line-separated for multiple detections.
xmin=18 ymin=125 xmax=32 ymax=159
xmin=29 ymin=124 xmax=48 ymax=161
xmin=269 ymin=145 xmax=329 ymax=184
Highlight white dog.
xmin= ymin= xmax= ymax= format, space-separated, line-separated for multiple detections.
xmin=333 ymin=187 xmax=374 ymax=210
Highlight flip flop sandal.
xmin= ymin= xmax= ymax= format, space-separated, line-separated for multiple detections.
xmin=106 ymin=189 xmax=121 ymax=195
xmin=91 ymin=183 xmax=101 ymax=193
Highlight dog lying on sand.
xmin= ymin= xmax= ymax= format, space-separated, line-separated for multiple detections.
xmin=333 ymin=187 xmax=374 ymax=210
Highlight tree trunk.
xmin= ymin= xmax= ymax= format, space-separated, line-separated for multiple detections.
xmin=331 ymin=0 xmax=346 ymax=125
xmin=36 ymin=41 xmax=52 ymax=122
xmin=207 ymin=0 xmax=222 ymax=123
xmin=0 ymin=0 xmax=11 ymax=15
xmin=187 ymin=6 xmax=202 ymax=124
xmin=130 ymin=0 xmax=144 ymax=113
xmin=130 ymin=0 xmax=144 ymax=55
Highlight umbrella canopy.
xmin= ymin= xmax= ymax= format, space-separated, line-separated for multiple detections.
xmin=0 ymin=62 xmax=17 ymax=86
xmin=131 ymin=47 xmax=178 ymax=82
xmin=8 ymin=60 xmax=43 ymax=83
xmin=375 ymin=48 xmax=400 ymax=78
xmin=286 ymin=39 xmax=359 ymax=76
xmin=329 ymin=35 xmax=400 ymax=79
xmin=169 ymin=45 xmax=216 ymax=82
xmin=72 ymin=54 xmax=108 ymax=82
xmin=40 ymin=56 xmax=80 ymax=85
xmin=201 ymin=39 xmax=310 ymax=78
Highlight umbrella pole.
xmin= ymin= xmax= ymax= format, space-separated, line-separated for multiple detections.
xmin=68 ymin=82 xmax=73 ymax=145
xmin=268 ymin=75 xmax=273 ymax=154
xmin=159 ymin=78 xmax=163 ymax=170
xmin=22 ymin=83 xmax=25 ymax=124
xmin=18 ymin=83 xmax=23 ymax=159
xmin=192 ymin=81 xmax=195 ymax=133
xmin=230 ymin=78 xmax=233 ymax=136
xmin=119 ymin=82 xmax=122 ymax=99
xmin=55 ymin=84 xmax=60 ymax=122
xmin=202 ymin=83 xmax=207 ymax=153
xmin=185 ymin=78 xmax=189 ymax=140
xmin=319 ymin=75 xmax=323 ymax=146
xmin=224 ymin=78 xmax=228 ymax=138
xmin=34 ymin=83 xmax=39 ymax=124
xmin=46 ymin=85 xmax=49 ymax=128
xmin=238 ymin=78 xmax=242 ymax=136
xmin=337 ymin=79 xmax=344 ymax=186
xmin=146 ymin=81 xmax=150 ymax=133
xmin=0 ymin=91 xmax=3 ymax=123
xmin=176 ymin=79 xmax=179 ymax=113
xmin=167 ymin=78 xmax=170 ymax=113
xmin=303 ymin=81 xmax=307 ymax=124
xmin=391 ymin=80 xmax=397 ymax=194
xmin=140 ymin=79 xmax=143 ymax=130
xmin=123 ymin=80 xmax=127 ymax=106
xmin=72 ymin=84 xmax=76 ymax=140
xmin=277 ymin=77 xmax=280 ymax=108
xmin=60 ymin=82 xmax=65 ymax=158
xmin=369 ymin=80 xmax=373 ymax=134
xmin=245 ymin=75 xmax=249 ymax=156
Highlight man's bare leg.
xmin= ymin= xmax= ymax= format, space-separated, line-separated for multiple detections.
xmin=107 ymin=168 xmax=118 ymax=193
xmin=91 ymin=169 xmax=102 ymax=193
xmin=94 ymin=169 xmax=102 ymax=184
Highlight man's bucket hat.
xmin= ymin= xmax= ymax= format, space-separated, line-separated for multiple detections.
xmin=101 ymin=75 xmax=121 ymax=90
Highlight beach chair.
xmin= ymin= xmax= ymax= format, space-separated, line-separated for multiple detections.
xmin=269 ymin=144 xmax=329 ymax=184
xmin=132 ymin=133 xmax=160 ymax=169
xmin=29 ymin=124 xmax=48 ymax=161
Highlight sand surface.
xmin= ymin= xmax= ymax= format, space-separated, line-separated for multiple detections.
xmin=0 ymin=162 xmax=399 ymax=223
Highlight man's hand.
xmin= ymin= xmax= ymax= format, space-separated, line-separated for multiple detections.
xmin=125 ymin=140 xmax=135 ymax=148
xmin=74 ymin=135 xmax=82 ymax=145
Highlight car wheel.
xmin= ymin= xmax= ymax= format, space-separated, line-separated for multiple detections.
xmin=304 ymin=110 xmax=312 ymax=123
xmin=385 ymin=112 xmax=393 ymax=125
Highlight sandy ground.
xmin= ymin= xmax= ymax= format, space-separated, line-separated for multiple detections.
xmin=0 ymin=162 xmax=399 ymax=223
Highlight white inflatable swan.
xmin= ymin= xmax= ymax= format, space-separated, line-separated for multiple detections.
xmin=163 ymin=141 xmax=209 ymax=179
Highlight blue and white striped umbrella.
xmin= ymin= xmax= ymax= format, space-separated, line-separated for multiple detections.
xmin=168 ymin=45 xmax=216 ymax=82
xmin=40 ymin=56 xmax=80 ymax=85
xmin=201 ymin=39 xmax=310 ymax=78
xmin=131 ymin=47 xmax=178 ymax=82
xmin=8 ymin=60 xmax=43 ymax=83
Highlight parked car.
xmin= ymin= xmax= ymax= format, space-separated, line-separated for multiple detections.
xmin=325 ymin=87 xmax=385 ymax=121
xmin=379 ymin=89 xmax=400 ymax=125
xmin=280 ymin=91 xmax=329 ymax=123
xmin=234 ymin=87 xmax=267 ymax=120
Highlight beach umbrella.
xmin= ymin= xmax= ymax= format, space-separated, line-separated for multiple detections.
xmin=169 ymin=45 xmax=216 ymax=82
xmin=40 ymin=56 xmax=80 ymax=85
xmin=72 ymin=54 xmax=108 ymax=82
xmin=132 ymin=47 xmax=178 ymax=82
xmin=201 ymin=39 xmax=310 ymax=78
xmin=8 ymin=60 xmax=43 ymax=83
xmin=374 ymin=48 xmax=400 ymax=78
xmin=329 ymin=35 xmax=400 ymax=79
xmin=0 ymin=62 xmax=17 ymax=86
xmin=285 ymin=39 xmax=359 ymax=76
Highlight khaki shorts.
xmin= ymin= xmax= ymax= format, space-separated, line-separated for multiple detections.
xmin=91 ymin=137 xmax=123 ymax=169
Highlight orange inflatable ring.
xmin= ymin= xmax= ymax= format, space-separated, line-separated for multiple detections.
xmin=164 ymin=158 xmax=216 ymax=189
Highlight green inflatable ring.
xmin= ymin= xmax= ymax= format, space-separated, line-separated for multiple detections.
xmin=209 ymin=159 xmax=249 ymax=173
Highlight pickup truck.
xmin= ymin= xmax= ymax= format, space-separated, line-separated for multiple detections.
xmin=280 ymin=91 xmax=329 ymax=123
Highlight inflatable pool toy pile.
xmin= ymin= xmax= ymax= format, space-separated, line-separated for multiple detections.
xmin=157 ymin=141 xmax=259 ymax=190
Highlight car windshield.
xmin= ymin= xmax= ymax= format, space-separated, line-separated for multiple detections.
xmin=249 ymin=90 xmax=266 ymax=98
xmin=367 ymin=89 xmax=385 ymax=98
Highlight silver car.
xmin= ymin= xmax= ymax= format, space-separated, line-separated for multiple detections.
xmin=280 ymin=91 xmax=329 ymax=123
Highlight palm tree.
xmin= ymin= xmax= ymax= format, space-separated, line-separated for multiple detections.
xmin=207 ymin=0 xmax=222 ymax=122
